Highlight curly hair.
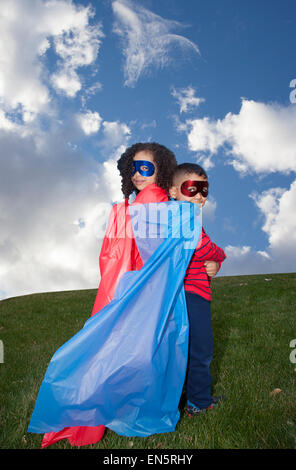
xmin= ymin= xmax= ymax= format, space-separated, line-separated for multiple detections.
xmin=117 ymin=142 xmax=178 ymax=198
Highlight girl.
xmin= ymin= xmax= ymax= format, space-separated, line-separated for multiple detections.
xmin=90 ymin=142 xmax=178 ymax=316
xmin=117 ymin=142 xmax=177 ymax=198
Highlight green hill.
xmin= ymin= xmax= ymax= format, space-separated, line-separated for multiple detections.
xmin=0 ymin=273 xmax=295 ymax=449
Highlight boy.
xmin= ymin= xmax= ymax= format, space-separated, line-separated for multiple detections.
xmin=169 ymin=163 xmax=226 ymax=416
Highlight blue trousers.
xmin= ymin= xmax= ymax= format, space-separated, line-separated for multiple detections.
xmin=185 ymin=291 xmax=213 ymax=409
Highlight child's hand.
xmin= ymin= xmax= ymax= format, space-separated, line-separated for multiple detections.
xmin=204 ymin=261 xmax=220 ymax=278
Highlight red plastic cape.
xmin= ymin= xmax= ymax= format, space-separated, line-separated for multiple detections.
xmin=41 ymin=184 xmax=169 ymax=448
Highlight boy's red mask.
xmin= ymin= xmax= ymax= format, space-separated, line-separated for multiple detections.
xmin=181 ymin=180 xmax=209 ymax=198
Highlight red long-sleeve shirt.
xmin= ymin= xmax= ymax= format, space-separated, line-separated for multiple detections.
xmin=184 ymin=227 xmax=226 ymax=301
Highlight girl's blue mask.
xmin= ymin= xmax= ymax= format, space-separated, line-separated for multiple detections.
xmin=132 ymin=160 xmax=155 ymax=177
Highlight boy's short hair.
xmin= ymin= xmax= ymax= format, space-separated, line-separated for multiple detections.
xmin=173 ymin=163 xmax=208 ymax=185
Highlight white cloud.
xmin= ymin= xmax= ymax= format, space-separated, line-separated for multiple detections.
xmin=186 ymin=116 xmax=225 ymax=154
xmin=51 ymin=69 xmax=82 ymax=98
xmin=221 ymin=180 xmax=296 ymax=276
xmin=103 ymin=157 xmax=125 ymax=203
xmin=0 ymin=110 xmax=21 ymax=133
xmin=140 ymin=120 xmax=157 ymax=130
xmin=51 ymin=3 xmax=103 ymax=97
xmin=225 ymin=245 xmax=251 ymax=258
xmin=112 ymin=0 xmax=199 ymax=87
xmin=181 ymin=99 xmax=296 ymax=175
xmin=171 ymin=86 xmax=205 ymax=113
xmin=81 ymin=81 xmax=102 ymax=107
xmin=221 ymin=241 xmax=294 ymax=277
xmin=0 ymin=1 xmax=133 ymax=302
xmin=252 ymin=181 xmax=296 ymax=267
xmin=222 ymin=245 xmax=271 ymax=276
xmin=0 ymin=0 xmax=103 ymax=120
xmin=101 ymin=121 xmax=131 ymax=148
xmin=77 ymin=110 xmax=103 ymax=135
xmin=178 ymin=98 xmax=296 ymax=276
xmin=257 ymin=251 xmax=271 ymax=260
xmin=0 ymin=105 xmax=131 ymax=301
xmin=0 ymin=119 xmax=130 ymax=301
xmin=196 ymin=154 xmax=215 ymax=172
xmin=0 ymin=127 xmax=102 ymax=299
xmin=202 ymin=197 xmax=217 ymax=221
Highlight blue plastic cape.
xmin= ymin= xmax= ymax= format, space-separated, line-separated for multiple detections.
xmin=28 ymin=201 xmax=201 ymax=437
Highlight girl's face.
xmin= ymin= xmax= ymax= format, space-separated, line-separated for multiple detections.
xmin=131 ymin=151 xmax=157 ymax=191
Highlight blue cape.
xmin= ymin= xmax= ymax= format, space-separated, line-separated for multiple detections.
xmin=28 ymin=200 xmax=201 ymax=437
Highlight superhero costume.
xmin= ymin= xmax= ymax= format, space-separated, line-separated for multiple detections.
xmin=28 ymin=184 xmax=201 ymax=447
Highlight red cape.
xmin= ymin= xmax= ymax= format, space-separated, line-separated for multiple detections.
xmin=42 ymin=184 xmax=169 ymax=448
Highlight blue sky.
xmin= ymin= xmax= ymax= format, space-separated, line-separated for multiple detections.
xmin=0 ymin=0 xmax=296 ymax=300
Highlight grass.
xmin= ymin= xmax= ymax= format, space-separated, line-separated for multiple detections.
xmin=0 ymin=273 xmax=295 ymax=449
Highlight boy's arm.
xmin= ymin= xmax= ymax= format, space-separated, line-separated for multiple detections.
xmin=196 ymin=228 xmax=226 ymax=264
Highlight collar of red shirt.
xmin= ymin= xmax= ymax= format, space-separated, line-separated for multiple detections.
xmin=132 ymin=183 xmax=169 ymax=204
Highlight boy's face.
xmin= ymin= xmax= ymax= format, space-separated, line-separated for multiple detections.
xmin=131 ymin=151 xmax=157 ymax=191
xmin=169 ymin=172 xmax=208 ymax=207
